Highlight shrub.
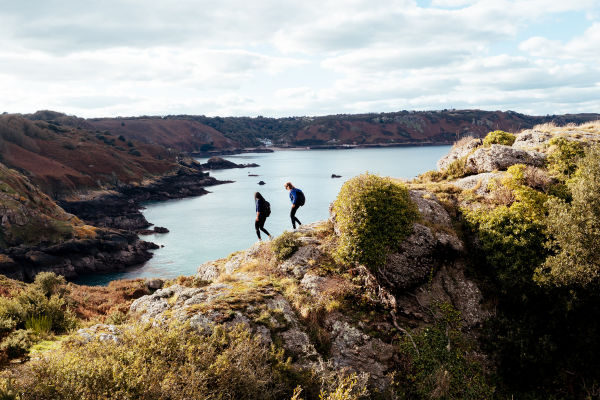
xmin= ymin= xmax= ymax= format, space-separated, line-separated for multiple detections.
xmin=482 ymin=130 xmax=516 ymax=147
xmin=16 ymin=288 xmax=77 ymax=334
xmin=32 ymin=272 xmax=66 ymax=298
xmin=546 ymin=137 xmax=585 ymax=182
xmin=24 ymin=315 xmax=52 ymax=334
xmin=271 ymin=231 xmax=301 ymax=260
xmin=13 ymin=323 xmax=303 ymax=400
xmin=332 ymin=173 xmax=418 ymax=269
xmin=104 ymin=311 xmax=127 ymax=325
xmin=464 ymin=177 xmax=549 ymax=290
xmin=395 ymin=304 xmax=495 ymax=399
xmin=0 ymin=330 xmax=34 ymax=360
xmin=536 ymin=146 xmax=600 ymax=287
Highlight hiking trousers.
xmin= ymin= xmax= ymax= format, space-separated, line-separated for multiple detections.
xmin=255 ymin=216 xmax=270 ymax=239
xmin=290 ymin=205 xmax=302 ymax=229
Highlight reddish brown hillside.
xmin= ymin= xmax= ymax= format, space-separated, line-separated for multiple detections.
xmin=289 ymin=110 xmax=581 ymax=146
xmin=88 ymin=117 xmax=237 ymax=152
xmin=0 ymin=114 xmax=176 ymax=196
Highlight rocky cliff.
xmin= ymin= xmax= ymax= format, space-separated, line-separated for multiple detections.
xmin=0 ymin=162 xmax=155 ymax=280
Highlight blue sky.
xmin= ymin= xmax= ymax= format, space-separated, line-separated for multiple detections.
xmin=0 ymin=0 xmax=598 ymax=117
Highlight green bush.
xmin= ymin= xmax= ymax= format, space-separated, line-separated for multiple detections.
xmin=0 ymin=330 xmax=34 ymax=360
xmin=546 ymin=137 xmax=585 ymax=182
xmin=482 ymin=130 xmax=516 ymax=147
xmin=32 ymin=272 xmax=67 ymax=298
xmin=332 ymin=173 xmax=418 ymax=269
xmin=105 ymin=311 xmax=127 ymax=325
xmin=536 ymin=145 xmax=600 ymax=287
xmin=271 ymin=231 xmax=301 ymax=260
xmin=24 ymin=315 xmax=52 ymax=335
xmin=13 ymin=323 xmax=305 ymax=400
xmin=395 ymin=304 xmax=495 ymax=399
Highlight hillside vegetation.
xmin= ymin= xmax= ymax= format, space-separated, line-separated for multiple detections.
xmin=0 ymin=114 xmax=176 ymax=196
xmin=0 ymin=163 xmax=97 ymax=249
xmin=0 ymin=121 xmax=599 ymax=399
xmin=28 ymin=109 xmax=600 ymax=152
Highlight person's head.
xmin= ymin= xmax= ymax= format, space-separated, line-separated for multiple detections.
xmin=254 ymin=192 xmax=264 ymax=200
xmin=284 ymin=182 xmax=294 ymax=191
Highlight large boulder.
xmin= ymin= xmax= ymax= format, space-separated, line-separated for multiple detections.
xmin=465 ymin=144 xmax=545 ymax=173
xmin=451 ymin=172 xmax=505 ymax=196
xmin=512 ymin=130 xmax=554 ymax=151
xmin=375 ymin=191 xmax=464 ymax=292
xmin=437 ymin=138 xmax=482 ymax=171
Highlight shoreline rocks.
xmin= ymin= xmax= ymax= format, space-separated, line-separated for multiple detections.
xmin=201 ymin=156 xmax=259 ymax=170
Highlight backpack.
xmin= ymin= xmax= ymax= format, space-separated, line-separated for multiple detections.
xmin=262 ymin=200 xmax=271 ymax=217
xmin=296 ymin=190 xmax=305 ymax=206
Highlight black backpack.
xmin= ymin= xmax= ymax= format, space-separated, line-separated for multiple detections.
xmin=262 ymin=200 xmax=271 ymax=217
xmin=296 ymin=190 xmax=305 ymax=206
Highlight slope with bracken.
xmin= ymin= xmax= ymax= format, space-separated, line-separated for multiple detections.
xmin=0 ymin=162 xmax=155 ymax=280
xmin=77 ymin=110 xmax=600 ymax=152
xmin=0 ymin=114 xmax=176 ymax=197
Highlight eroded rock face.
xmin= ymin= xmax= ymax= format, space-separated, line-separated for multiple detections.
xmin=437 ymin=138 xmax=482 ymax=171
xmin=465 ymin=144 xmax=545 ymax=173
xmin=512 ymin=130 xmax=554 ymax=151
xmin=451 ymin=172 xmax=505 ymax=196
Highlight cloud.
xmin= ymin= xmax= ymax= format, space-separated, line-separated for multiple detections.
xmin=519 ymin=22 xmax=600 ymax=60
xmin=0 ymin=0 xmax=599 ymax=117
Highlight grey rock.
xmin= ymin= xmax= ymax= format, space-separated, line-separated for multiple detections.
xmin=329 ymin=320 xmax=395 ymax=389
xmin=381 ymin=224 xmax=438 ymax=291
xmin=196 ymin=261 xmax=220 ymax=281
xmin=409 ymin=190 xmax=451 ymax=227
xmin=280 ymin=245 xmax=322 ymax=278
xmin=465 ymin=144 xmax=546 ymax=173
xmin=451 ymin=172 xmax=505 ymax=196
xmin=437 ymin=138 xmax=482 ymax=171
xmin=512 ymin=130 xmax=553 ymax=150
xmin=300 ymin=274 xmax=327 ymax=296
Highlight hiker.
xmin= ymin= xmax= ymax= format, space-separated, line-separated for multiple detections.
xmin=254 ymin=192 xmax=272 ymax=240
xmin=284 ymin=182 xmax=305 ymax=229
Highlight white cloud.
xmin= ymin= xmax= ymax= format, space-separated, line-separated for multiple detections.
xmin=0 ymin=0 xmax=599 ymax=117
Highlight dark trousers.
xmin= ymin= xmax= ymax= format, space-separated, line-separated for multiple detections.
xmin=290 ymin=205 xmax=302 ymax=228
xmin=255 ymin=216 xmax=270 ymax=239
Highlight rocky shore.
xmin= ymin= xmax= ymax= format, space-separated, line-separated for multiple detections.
xmin=1 ymin=159 xmax=230 ymax=281
xmin=0 ymin=229 xmax=156 ymax=281
xmin=59 ymin=160 xmax=228 ymax=232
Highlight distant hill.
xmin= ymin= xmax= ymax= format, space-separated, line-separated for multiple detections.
xmin=0 ymin=114 xmax=177 ymax=196
xmin=71 ymin=110 xmax=600 ymax=151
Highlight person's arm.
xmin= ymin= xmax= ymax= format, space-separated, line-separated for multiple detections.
xmin=256 ymin=200 xmax=260 ymax=220
xmin=290 ymin=190 xmax=297 ymax=206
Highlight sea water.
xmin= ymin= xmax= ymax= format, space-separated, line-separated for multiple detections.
xmin=74 ymin=145 xmax=450 ymax=285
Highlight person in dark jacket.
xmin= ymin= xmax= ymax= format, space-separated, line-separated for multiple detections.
xmin=254 ymin=192 xmax=272 ymax=240
xmin=285 ymin=182 xmax=303 ymax=229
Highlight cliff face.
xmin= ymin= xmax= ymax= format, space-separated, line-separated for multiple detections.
xmin=0 ymin=162 xmax=154 ymax=280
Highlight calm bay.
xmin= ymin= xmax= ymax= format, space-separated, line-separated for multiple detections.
xmin=75 ymin=145 xmax=450 ymax=285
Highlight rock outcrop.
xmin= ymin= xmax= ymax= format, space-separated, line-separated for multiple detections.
xmin=437 ymin=137 xmax=482 ymax=171
xmin=201 ymin=156 xmax=258 ymax=170
xmin=465 ymin=144 xmax=545 ymax=173
xmin=0 ymin=230 xmax=155 ymax=281
xmin=130 ymin=200 xmax=488 ymax=390
xmin=60 ymin=161 xmax=226 ymax=231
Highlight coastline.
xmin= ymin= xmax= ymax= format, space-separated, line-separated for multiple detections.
xmin=192 ymin=140 xmax=454 ymax=157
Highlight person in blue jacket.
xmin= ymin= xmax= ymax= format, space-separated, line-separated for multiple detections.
xmin=254 ymin=192 xmax=272 ymax=240
xmin=285 ymin=182 xmax=304 ymax=229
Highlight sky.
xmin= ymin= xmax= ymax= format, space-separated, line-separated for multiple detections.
xmin=0 ymin=0 xmax=599 ymax=118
